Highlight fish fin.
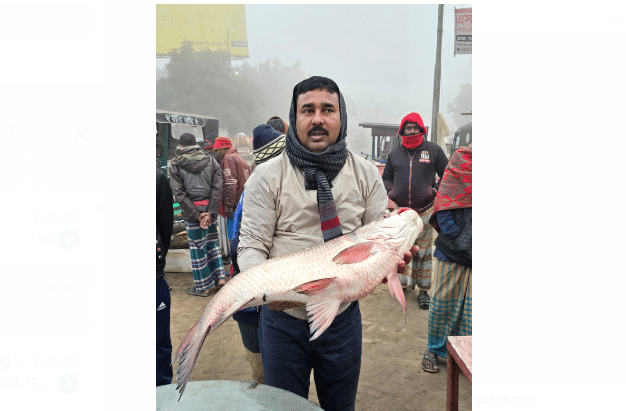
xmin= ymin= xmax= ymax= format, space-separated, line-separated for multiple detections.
xmin=306 ymin=297 xmax=342 ymax=341
xmin=176 ymin=324 xmax=209 ymax=401
xmin=172 ymin=317 xmax=200 ymax=365
xmin=332 ymin=242 xmax=380 ymax=264
xmin=175 ymin=297 xmax=254 ymax=400
xmin=293 ymin=278 xmax=336 ymax=295
xmin=386 ymin=272 xmax=407 ymax=320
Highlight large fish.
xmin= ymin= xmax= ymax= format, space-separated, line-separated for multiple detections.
xmin=173 ymin=207 xmax=423 ymax=399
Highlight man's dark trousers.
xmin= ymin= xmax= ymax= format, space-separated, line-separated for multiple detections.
xmin=156 ymin=277 xmax=173 ymax=386
xmin=260 ymin=301 xmax=362 ymax=411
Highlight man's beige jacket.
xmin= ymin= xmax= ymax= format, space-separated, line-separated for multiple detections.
xmin=238 ymin=150 xmax=389 ymax=320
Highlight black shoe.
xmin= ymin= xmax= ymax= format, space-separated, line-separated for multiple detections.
xmin=417 ymin=291 xmax=430 ymax=310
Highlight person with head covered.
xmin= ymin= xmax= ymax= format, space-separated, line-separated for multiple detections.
xmin=229 ymin=123 xmax=286 ymax=386
xmin=382 ymin=112 xmax=449 ymax=309
xmin=237 ymin=76 xmax=417 ymax=411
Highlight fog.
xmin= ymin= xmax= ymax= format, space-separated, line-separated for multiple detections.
xmin=157 ymin=4 xmax=472 ymax=157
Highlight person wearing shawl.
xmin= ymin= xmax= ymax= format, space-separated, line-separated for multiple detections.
xmin=228 ymin=123 xmax=286 ymax=386
xmin=421 ymin=145 xmax=472 ymax=373
xmin=237 ymin=76 xmax=416 ymax=411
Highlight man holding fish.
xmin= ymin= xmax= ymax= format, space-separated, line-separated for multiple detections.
xmin=237 ymin=76 xmax=418 ymax=411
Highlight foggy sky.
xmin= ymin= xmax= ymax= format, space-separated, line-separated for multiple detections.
xmin=157 ymin=4 xmax=472 ymax=156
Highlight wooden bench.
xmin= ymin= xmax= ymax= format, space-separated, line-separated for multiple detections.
xmin=446 ymin=336 xmax=472 ymax=411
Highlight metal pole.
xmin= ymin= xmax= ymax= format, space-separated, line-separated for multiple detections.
xmin=431 ymin=4 xmax=444 ymax=147
xmin=226 ymin=27 xmax=232 ymax=68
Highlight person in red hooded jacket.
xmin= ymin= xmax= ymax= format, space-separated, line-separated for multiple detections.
xmin=382 ymin=112 xmax=448 ymax=309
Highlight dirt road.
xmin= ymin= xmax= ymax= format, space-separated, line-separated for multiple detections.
xmin=166 ymin=269 xmax=471 ymax=410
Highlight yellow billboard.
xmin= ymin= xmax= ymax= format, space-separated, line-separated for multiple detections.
xmin=156 ymin=4 xmax=249 ymax=58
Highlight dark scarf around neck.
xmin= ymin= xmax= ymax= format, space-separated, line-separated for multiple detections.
xmin=285 ymin=86 xmax=349 ymax=242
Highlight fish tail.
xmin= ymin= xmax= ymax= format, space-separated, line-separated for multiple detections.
xmin=172 ymin=318 xmax=199 ymax=365
xmin=175 ymin=324 xmax=210 ymax=401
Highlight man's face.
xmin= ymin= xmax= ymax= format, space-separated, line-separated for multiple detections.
xmin=402 ymin=122 xmax=423 ymax=136
xmin=295 ymin=89 xmax=341 ymax=153
xmin=216 ymin=148 xmax=229 ymax=161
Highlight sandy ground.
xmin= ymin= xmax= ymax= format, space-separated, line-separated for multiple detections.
xmin=165 ymin=268 xmax=471 ymax=410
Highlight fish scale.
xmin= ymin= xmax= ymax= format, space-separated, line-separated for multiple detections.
xmin=173 ymin=207 xmax=423 ymax=400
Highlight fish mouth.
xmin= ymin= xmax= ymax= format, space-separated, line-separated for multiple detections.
xmin=367 ymin=209 xmax=422 ymax=251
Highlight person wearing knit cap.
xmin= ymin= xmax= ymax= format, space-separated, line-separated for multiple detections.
xmin=214 ymin=136 xmax=251 ymax=246
xmin=381 ymin=112 xmax=449 ymax=309
xmin=237 ymin=76 xmax=418 ymax=411
xmin=226 ymin=123 xmax=287 ymax=387
xmin=251 ymin=124 xmax=286 ymax=165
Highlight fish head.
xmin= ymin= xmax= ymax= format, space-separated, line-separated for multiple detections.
xmin=356 ymin=208 xmax=423 ymax=254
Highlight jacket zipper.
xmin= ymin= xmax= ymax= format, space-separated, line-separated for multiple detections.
xmin=407 ymin=150 xmax=417 ymax=208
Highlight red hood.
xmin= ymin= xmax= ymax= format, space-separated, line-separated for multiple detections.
xmin=399 ymin=112 xmax=426 ymax=135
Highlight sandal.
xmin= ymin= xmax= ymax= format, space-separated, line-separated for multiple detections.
xmin=186 ymin=287 xmax=210 ymax=297
xmin=417 ymin=291 xmax=430 ymax=310
xmin=422 ymin=350 xmax=439 ymax=373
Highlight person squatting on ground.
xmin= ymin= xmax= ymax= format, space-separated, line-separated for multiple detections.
xmin=169 ymin=133 xmax=227 ymax=297
xmin=214 ymin=136 xmax=251 ymax=246
xmin=421 ymin=144 xmax=472 ymax=373
xmin=229 ymin=123 xmax=287 ymax=386
xmin=156 ymin=168 xmax=174 ymax=385
xmin=237 ymin=76 xmax=417 ymax=411
xmin=382 ymin=113 xmax=448 ymax=309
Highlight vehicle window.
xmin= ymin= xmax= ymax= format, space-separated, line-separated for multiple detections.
xmin=170 ymin=123 xmax=204 ymax=144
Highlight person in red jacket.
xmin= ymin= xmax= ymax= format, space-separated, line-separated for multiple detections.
xmin=382 ymin=112 xmax=448 ymax=309
xmin=214 ymin=136 xmax=251 ymax=243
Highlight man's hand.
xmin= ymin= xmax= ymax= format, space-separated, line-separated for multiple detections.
xmin=397 ymin=245 xmax=419 ymax=275
xmin=266 ymin=301 xmax=303 ymax=311
xmin=198 ymin=212 xmax=211 ymax=229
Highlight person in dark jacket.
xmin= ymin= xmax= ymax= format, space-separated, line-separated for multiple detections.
xmin=382 ymin=112 xmax=448 ymax=309
xmin=421 ymin=145 xmax=472 ymax=373
xmin=156 ymin=168 xmax=174 ymax=386
xmin=169 ymin=133 xmax=226 ymax=297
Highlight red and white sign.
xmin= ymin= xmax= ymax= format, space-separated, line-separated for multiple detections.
xmin=455 ymin=8 xmax=472 ymax=55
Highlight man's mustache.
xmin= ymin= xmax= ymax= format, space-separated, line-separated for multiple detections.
xmin=308 ymin=127 xmax=329 ymax=136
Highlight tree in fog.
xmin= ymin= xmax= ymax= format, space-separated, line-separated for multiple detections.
xmin=447 ymin=83 xmax=472 ymax=129
xmin=156 ymin=42 xmax=264 ymax=135
xmin=236 ymin=59 xmax=308 ymax=122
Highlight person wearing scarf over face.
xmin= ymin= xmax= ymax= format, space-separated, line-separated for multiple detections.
xmin=382 ymin=113 xmax=449 ymax=309
xmin=237 ymin=76 xmax=417 ymax=411
xmin=421 ymin=145 xmax=472 ymax=373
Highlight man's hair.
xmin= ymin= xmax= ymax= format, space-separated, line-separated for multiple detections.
xmin=179 ymin=133 xmax=197 ymax=147
xmin=293 ymin=76 xmax=340 ymax=101
xmin=266 ymin=116 xmax=285 ymax=133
